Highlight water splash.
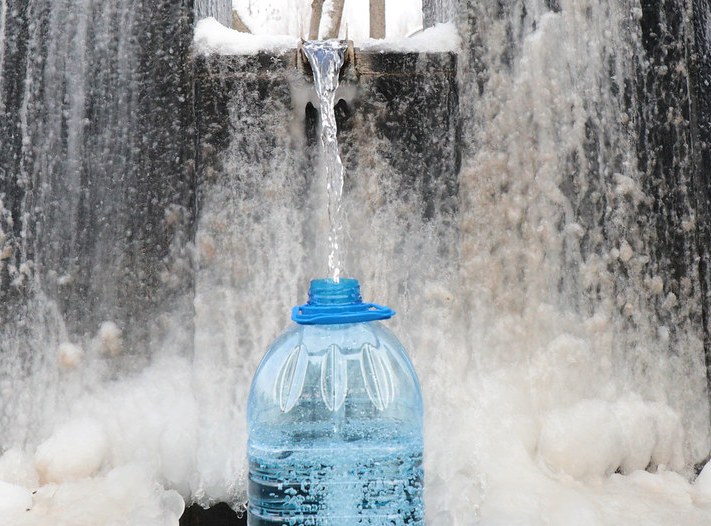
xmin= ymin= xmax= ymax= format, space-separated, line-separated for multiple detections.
xmin=302 ymin=40 xmax=348 ymax=282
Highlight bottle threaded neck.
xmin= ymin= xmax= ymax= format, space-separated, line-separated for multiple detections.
xmin=293 ymin=277 xmax=394 ymax=325
xmin=308 ymin=278 xmax=362 ymax=305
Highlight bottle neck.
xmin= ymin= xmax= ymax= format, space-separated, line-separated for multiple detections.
xmin=292 ymin=278 xmax=395 ymax=325
xmin=307 ymin=278 xmax=362 ymax=306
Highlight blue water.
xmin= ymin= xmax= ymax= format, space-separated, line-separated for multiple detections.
xmin=248 ymin=435 xmax=424 ymax=525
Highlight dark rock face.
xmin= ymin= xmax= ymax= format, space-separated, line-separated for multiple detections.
xmin=0 ymin=1 xmax=34 ymax=313
xmin=194 ymin=51 xmax=303 ymax=214
xmin=689 ymin=0 xmax=711 ymax=391
xmin=635 ymin=0 xmax=711 ymax=391
xmin=339 ymin=51 xmax=459 ymax=221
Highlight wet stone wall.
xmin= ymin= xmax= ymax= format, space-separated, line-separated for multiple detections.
xmin=456 ymin=0 xmax=711 ymax=410
xmin=0 ymin=0 xmax=196 ymax=352
xmin=690 ymin=0 xmax=711 ymax=390
xmin=194 ymin=49 xmax=459 ymax=222
xmin=634 ymin=0 xmax=711 ymax=394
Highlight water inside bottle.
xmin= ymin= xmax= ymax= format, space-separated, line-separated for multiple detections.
xmin=248 ymin=424 xmax=423 ymax=526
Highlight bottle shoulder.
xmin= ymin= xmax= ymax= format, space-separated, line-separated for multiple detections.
xmin=252 ymin=321 xmax=419 ymax=377
xmin=247 ymin=321 xmax=423 ymax=434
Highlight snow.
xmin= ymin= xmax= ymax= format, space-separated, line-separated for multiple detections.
xmin=35 ymin=418 xmax=109 ymax=484
xmin=0 ymin=481 xmax=33 ymax=516
xmin=538 ymin=396 xmax=684 ymax=479
xmin=95 ymin=321 xmax=123 ymax=357
xmin=3 ymin=464 xmax=184 ymax=526
xmin=697 ymin=462 xmax=711 ymax=495
xmin=194 ymin=18 xmax=458 ymax=57
xmin=193 ymin=17 xmax=297 ymax=55
xmin=1 ymin=354 xmax=709 ymax=524
xmin=0 ymin=358 xmax=197 ymax=525
xmin=57 ymin=343 xmax=83 ymax=369
xmin=1 ymin=347 xmax=710 ymax=524
xmin=232 ymin=0 xmax=423 ymax=40
xmin=356 ymin=22 xmax=460 ymax=53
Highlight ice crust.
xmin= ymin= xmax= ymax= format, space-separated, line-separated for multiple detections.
xmin=0 ymin=358 xmax=195 ymax=524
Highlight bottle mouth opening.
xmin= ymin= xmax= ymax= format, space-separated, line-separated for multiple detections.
xmin=308 ymin=278 xmax=362 ymax=305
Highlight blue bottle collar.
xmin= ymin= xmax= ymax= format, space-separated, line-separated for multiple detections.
xmin=292 ymin=278 xmax=395 ymax=325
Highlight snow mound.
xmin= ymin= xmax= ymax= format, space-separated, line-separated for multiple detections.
xmin=35 ymin=418 xmax=109 ymax=484
xmin=193 ymin=17 xmax=297 ymax=56
xmin=356 ymin=23 xmax=460 ymax=53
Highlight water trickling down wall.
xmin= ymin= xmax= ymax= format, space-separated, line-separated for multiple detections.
xmin=459 ymin=0 xmax=711 ymax=458
xmin=0 ymin=0 xmax=195 ymax=445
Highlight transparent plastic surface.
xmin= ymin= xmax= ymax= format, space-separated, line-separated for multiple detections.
xmin=247 ymin=321 xmax=424 ymax=526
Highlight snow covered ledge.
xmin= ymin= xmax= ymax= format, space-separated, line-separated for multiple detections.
xmin=192 ymin=17 xmax=460 ymax=56
xmin=193 ymin=18 xmax=298 ymax=56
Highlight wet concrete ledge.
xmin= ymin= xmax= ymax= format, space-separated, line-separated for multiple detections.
xmin=193 ymin=48 xmax=458 ymax=78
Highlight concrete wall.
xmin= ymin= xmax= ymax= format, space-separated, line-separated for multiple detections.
xmin=195 ymin=0 xmax=233 ymax=26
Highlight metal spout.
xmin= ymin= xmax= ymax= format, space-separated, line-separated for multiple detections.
xmin=297 ymin=40 xmax=355 ymax=81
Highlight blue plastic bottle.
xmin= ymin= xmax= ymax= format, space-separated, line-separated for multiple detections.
xmin=247 ymin=278 xmax=424 ymax=525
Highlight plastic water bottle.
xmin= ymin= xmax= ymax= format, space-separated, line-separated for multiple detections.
xmin=247 ymin=278 xmax=424 ymax=525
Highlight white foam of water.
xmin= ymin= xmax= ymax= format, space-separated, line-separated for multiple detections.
xmin=1 ymin=353 xmax=709 ymax=524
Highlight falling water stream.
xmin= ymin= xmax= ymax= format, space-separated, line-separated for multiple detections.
xmin=301 ymin=40 xmax=348 ymax=282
